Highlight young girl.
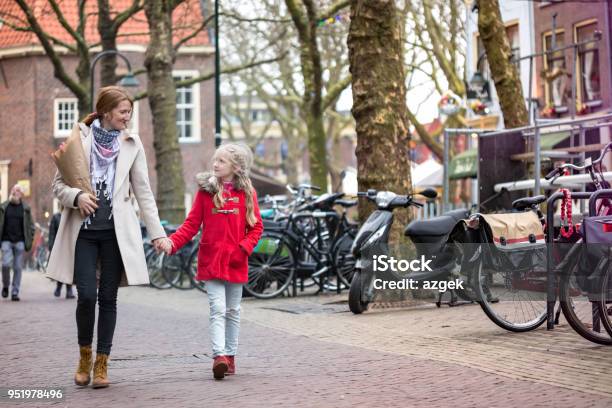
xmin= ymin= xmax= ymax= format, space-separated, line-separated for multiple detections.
xmin=159 ymin=143 xmax=263 ymax=380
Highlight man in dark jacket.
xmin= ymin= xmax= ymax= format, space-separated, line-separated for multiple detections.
xmin=0 ymin=184 xmax=35 ymax=301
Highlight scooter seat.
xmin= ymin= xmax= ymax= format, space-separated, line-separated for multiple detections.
xmin=404 ymin=215 xmax=459 ymax=238
xmin=444 ymin=208 xmax=470 ymax=221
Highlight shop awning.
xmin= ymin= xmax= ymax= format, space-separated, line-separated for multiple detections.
xmin=448 ymin=131 xmax=571 ymax=180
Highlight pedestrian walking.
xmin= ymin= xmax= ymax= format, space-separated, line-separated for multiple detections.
xmin=46 ymin=86 xmax=167 ymax=389
xmin=1 ymin=184 xmax=35 ymax=301
xmin=157 ymin=143 xmax=263 ymax=380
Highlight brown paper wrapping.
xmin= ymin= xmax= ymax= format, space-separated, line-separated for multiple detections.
xmin=50 ymin=123 xmax=95 ymax=197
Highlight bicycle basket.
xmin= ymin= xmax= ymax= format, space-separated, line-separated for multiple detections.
xmin=578 ymin=216 xmax=612 ymax=294
xmin=478 ymin=212 xmax=547 ymax=292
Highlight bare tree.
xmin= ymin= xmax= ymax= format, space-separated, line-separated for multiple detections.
xmin=476 ymin=0 xmax=528 ymax=128
xmin=219 ymin=0 xmax=353 ymax=189
xmin=3 ymin=0 xmax=144 ymax=116
xmin=404 ymin=0 xmax=468 ymax=160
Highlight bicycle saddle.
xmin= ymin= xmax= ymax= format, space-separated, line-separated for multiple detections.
xmin=404 ymin=215 xmax=459 ymax=238
xmin=335 ymin=199 xmax=357 ymax=208
xmin=512 ymin=195 xmax=546 ymax=210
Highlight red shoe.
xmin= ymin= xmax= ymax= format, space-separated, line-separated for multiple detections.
xmin=212 ymin=356 xmax=228 ymax=380
xmin=226 ymin=356 xmax=235 ymax=375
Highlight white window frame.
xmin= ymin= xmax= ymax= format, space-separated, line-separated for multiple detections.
xmin=53 ymin=98 xmax=78 ymax=138
xmin=0 ymin=160 xmax=9 ymax=202
xmin=127 ymin=100 xmax=139 ymax=136
xmin=173 ymin=69 xmax=201 ymax=143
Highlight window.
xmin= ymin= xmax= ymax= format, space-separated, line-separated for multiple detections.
xmin=54 ymin=98 xmax=78 ymax=137
xmin=127 ymin=101 xmax=139 ymax=135
xmin=543 ymin=31 xmax=567 ymax=107
xmin=506 ymin=24 xmax=520 ymax=68
xmin=576 ymin=21 xmax=601 ymax=104
xmin=173 ymin=70 xmax=201 ymax=142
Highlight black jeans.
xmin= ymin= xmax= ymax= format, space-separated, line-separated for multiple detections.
xmin=74 ymin=229 xmax=123 ymax=355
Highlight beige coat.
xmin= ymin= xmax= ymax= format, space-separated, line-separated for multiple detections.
xmin=46 ymin=123 xmax=166 ymax=286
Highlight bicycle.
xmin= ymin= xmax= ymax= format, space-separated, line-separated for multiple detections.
xmin=471 ymin=143 xmax=612 ymax=344
xmin=246 ymin=190 xmax=357 ymax=299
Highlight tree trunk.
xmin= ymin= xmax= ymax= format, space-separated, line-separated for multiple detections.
xmin=348 ymin=0 xmax=413 ymax=301
xmin=477 ymin=0 xmax=528 ymax=128
xmin=306 ymin=112 xmax=328 ymax=190
xmin=144 ymin=0 xmax=185 ymax=223
xmin=97 ymin=0 xmax=118 ymax=87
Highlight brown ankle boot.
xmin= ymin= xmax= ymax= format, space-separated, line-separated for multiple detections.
xmin=74 ymin=345 xmax=93 ymax=386
xmin=92 ymin=353 xmax=110 ymax=389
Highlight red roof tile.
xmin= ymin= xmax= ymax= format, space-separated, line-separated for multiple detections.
xmin=0 ymin=0 xmax=210 ymax=50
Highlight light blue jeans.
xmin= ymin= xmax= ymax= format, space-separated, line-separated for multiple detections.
xmin=206 ymin=279 xmax=243 ymax=358
xmin=2 ymin=241 xmax=25 ymax=296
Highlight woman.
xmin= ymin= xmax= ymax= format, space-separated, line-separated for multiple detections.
xmin=46 ymin=86 xmax=167 ymax=389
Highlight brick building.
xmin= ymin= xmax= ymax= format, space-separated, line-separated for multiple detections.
xmin=533 ymin=0 xmax=611 ymax=119
xmin=0 ymin=0 xmax=215 ymax=223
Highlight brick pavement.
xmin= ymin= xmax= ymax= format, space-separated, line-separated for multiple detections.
xmin=0 ymin=271 xmax=611 ymax=407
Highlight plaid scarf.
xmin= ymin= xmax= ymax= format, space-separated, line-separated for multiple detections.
xmin=83 ymin=119 xmax=121 ymax=228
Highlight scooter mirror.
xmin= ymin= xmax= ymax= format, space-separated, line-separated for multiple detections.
xmin=418 ymin=188 xmax=438 ymax=199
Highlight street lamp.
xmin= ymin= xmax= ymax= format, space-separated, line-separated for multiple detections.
xmin=214 ymin=0 xmax=221 ymax=147
xmin=90 ymin=50 xmax=140 ymax=112
xmin=467 ymin=52 xmax=491 ymax=102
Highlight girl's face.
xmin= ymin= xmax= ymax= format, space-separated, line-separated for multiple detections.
xmin=213 ymin=151 xmax=236 ymax=181
xmin=103 ymin=100 xmax=132 ymax=131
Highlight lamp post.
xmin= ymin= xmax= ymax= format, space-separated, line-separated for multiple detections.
xmin=89 ymin=50 xmax=139 ymax=112
xmin=214 ymin=0 xmax=221 ymax=147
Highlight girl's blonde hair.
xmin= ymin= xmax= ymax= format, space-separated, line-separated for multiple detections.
xmin=83 ymin=86 xmax=134 ymax=126
xmin=212 ymin=143 xmax=257 ymax=227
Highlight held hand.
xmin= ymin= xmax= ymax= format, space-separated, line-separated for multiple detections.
xmin=162 ymin=238 xmax=174 ymax=255
xmin=78 ymin=193 xmax=98 ymax=218
xmin=153 ymin=238 xmax=173 ymax=255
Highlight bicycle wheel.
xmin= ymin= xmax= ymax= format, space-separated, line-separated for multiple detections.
xmin=475 ymin=252 xmax=548 ymax=332
xmin=146 ymin=246 xmax=171 ymax=289
xmin=162 ymin=254 xmax=194 ymax=290
xmin=559 ymin=258 xmax=612 ymax=345
xmin=187 ymin=246 xmax=207 ymax=293
xmin=598 ymin=263 xmax=612 ymax=337
xmin=244 ymin=232 xmax=295 ymax=299
xmin=330 ymin=232 xmax=356 ymax=289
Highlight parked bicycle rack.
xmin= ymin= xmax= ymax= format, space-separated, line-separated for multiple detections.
xmin=546 ymin=191 xmax=591 ymax=330
xmin=546 ymin=189 xmax=612 ymax=330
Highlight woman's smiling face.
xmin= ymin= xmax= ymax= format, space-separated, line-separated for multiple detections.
xmin=104 ymin=100 xmax=132 ymax=131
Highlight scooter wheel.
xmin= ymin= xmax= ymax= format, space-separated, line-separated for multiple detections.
xmin=349 ymin=271 xmax=370 ymax=314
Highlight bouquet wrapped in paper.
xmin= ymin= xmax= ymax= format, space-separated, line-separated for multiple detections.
xmin=51 ymin=124 xmax=95 ymax=197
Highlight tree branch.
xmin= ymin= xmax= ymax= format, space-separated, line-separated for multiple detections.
xmin=318 ymin=0 xmax=350 ymax=21
xmin=134 ymin=52 xmax=288 ymax=100
xmin=406 ymin=108 xmax=444 ymax=160
xmin=47 ymin=0 xmax=87 ymax=49
xmin=322 ymin=74 xmax=351 ymax=110
xmin=14 ymin=0 xmax=87 ymax=101
xmin=112 ymin=0 xmax=143 ymax=32
xmin=173 ymin=13 xmax=214 ymax=52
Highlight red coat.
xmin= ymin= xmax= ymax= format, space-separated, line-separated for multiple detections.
xmin=168 ymin=184 xmax=263 ymax=283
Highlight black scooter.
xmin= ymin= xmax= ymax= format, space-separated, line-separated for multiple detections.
xmin=348 ymin=188 xmax=470 ymax=314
